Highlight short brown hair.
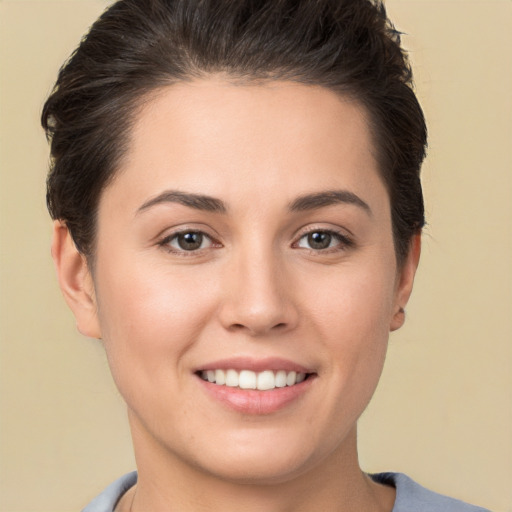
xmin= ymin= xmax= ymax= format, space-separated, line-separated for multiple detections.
xmin=42 ymin=0 xmax=427 ymax=264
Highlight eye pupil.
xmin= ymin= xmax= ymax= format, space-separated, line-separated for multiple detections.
xmin=178 ymin=232 xmax=203 ymax=250
xmin=308 ymin=232 xmax=331 ymax=249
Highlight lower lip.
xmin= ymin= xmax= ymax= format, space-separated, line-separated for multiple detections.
xmin=197 ymin=375 xmax=315 ymax=415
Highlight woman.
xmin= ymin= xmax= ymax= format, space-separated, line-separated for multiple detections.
xmin=42 ymin=1 xmax=490 ymax=511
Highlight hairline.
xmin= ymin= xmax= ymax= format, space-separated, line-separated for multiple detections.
xmin=82 ymin=74 xmax=411 ymax=273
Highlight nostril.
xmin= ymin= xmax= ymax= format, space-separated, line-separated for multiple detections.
xmin=229 ymin=323 xmax=246 ymax=331
xmin=227 ymin=321 xmax=288 ymax=334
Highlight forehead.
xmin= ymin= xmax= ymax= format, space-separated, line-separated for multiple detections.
xmin=103 ymin=79 xmax=386 ymax=215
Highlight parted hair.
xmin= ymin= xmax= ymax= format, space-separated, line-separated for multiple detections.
xmin=42 ymin=0 xmax=427 ymax=264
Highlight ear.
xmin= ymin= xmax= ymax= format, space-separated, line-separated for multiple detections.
xmin=390 ymin=233 xmax=421 ymax=332
xmin=51 ymin=221 xmax=102 ymax=339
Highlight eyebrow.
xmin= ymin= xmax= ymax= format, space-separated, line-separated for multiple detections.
xmin=288 ymin=190 xmax=372 ymax=215
xmin=137 ymin=190 xmax=227 ymax=214
xmin=136 ymin=188 xmax=371 ymax=216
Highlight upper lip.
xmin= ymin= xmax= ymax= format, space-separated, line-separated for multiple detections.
xmin=196 ymin=357 xmax=314 ymax=374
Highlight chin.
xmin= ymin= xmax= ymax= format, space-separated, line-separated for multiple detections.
xmin=197 ymin=449 xmax=317 ymax=485
xmin=180 ymin=425 xmax=343 ymax=486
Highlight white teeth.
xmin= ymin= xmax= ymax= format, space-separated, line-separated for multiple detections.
xmin=275 ymin=370 xmax=287 ymax=388
xmin=225 ymin=369 xmax=239 ymax=387
xmin=286 ymin=371 xmax=297 ymax=386
xmin=200 ymin=369 xmax=308 ymax=390
xmin=257 ymin=370 xmax=275 ymax=390
xmin=215 ymin=369 xmax=226 ymax=385
xmin=239 ymin=370 xmax=257 ymax=389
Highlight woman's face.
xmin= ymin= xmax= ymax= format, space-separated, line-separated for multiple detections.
xmin=68 ymin=79 xmax=417 ymax=483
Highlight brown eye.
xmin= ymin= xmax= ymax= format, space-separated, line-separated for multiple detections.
xmin=307 ymin=232 xmax=332 ymax=250
xmin=296 ymin=230 xmax=352 ymax=252
xmin=178 ymin=232 xmax=203 ymax=250
xmin=166 ymin=231 xmax=212 ymax=252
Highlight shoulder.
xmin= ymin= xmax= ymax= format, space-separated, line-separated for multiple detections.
xmin=82 ymin=471 xmax=137 ymax=512
xmin=83 ymin=471 xmax=491 ymax=512
xmin=371 ymin=472 xmax=491 ymax=512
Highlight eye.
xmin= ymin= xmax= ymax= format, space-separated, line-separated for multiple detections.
xmin=163 ymin=231 xmax=214 ymax=252
xmin=296 ymin=230 xmax=351 ymax=251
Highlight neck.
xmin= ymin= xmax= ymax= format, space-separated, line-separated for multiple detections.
xmin=122 ymin=412 xmax=395 ymax=512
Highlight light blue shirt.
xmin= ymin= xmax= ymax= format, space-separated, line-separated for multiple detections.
xmin=82 ymin=471 xmax=491 ymax=512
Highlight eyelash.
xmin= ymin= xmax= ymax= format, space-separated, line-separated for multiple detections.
xmin=293 ymin=228 xmax=354 ymax=253
xmin=158 ymin=228 xmax=354 ymax=256
xmin=158 ymin=230 xmax=219 ymax=256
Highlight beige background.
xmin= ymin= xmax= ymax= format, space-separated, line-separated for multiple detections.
xmin=0 ymin=1 xmax=510 ymax=511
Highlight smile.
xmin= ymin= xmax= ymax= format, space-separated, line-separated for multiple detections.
xmin=199 ymin=369 xmax=308 ymax=391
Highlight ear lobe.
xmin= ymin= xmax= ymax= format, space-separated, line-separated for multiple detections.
xmin=390 ymin=233 xmax=421 ymax=332
xmin=51 ymin=221 xmax=102 ymax=339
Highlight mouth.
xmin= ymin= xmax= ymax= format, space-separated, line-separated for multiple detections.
xmin=197 ymin=369 xmax=311 ymax=391
xmin=195 ymin=357 xmax=317 ymax=414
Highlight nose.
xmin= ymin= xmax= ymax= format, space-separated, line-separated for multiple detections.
xmin=218 ymin=248 xmax=299 ymax=337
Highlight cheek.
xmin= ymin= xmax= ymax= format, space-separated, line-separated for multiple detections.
xmin=307 ymin=256 xmax=396 ymax=337
xmin=93 ymin=255 xmax=218 ymax=388
xmin=306 ymin=259 xmax=397 ymax=394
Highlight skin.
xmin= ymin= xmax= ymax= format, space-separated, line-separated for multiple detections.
xmin=52 ymin=79 xmax=420 ymax=512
